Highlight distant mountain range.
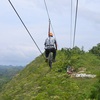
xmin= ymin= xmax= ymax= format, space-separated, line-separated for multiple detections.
xmin=0 ymin=65 xmax=24 ymax=78
xmin=0 ymin=65 xmax=24 ymax=68
xmin=0 ymin=65 xmax=24 ymax=91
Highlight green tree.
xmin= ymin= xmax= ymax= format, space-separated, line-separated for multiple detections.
xmin=89 ymin=43 xmax=100 ymax=57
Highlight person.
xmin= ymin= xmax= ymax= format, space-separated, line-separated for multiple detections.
xmin=44 ymin=32 xmax=57 ymax=62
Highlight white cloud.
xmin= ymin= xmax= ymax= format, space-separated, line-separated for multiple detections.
xmin=0 ymin=0 xmax=100 ymax=65
xmin=0 ymin=45 xmax=39 ymax=65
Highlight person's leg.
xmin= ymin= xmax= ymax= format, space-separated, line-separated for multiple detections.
xmin=52 ymin=48 xmax=56 ymax=61
xmin=45 ymin=49 xmax=49 ymax=58
xmin=45 ymin=49 xmax=49 ymax=62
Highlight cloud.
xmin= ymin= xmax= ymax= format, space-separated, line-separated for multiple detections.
xmin=0 ymin=0 xmax=100 ymax=65
xmin=0 ymin=45 xmax=39 ymax=66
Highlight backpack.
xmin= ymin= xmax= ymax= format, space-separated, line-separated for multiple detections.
xmin=45 ymin=37 xmax=56 ymax=49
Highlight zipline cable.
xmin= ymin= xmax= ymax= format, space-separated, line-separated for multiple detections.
xmin=73 ymin=0 xmax=78 ymax=48
xmin=8 ymin=0 xmax=44 ymax=57
xmin=70 ymin=0 xmax=73 ymax=48
xmin=43 ymin=0 xmax=56 ymax=39
xmin=43 ymin=0 xmax=50 ymax=21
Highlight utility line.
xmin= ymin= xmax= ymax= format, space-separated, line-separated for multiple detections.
xmin=8 ymin=0 xmax=44 ymax=57
xmin=43 ymin=0 xmax=56 ymax=39
xmin=73 ymin=0 xmax=78 ymax=48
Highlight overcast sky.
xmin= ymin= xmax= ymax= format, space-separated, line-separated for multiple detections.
xmin=0 ymin=0 xmax=100 ymax=66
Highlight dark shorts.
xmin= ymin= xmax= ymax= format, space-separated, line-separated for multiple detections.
xmin=45 ymin=48 xmax=56 ymax=59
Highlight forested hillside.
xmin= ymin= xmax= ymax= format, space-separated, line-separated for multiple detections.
xmin=0 ymin=65 xmax=23 ymax=92
xmin=0 ymin=46 xmax=100 ymax=100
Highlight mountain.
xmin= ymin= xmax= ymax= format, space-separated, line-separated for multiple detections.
xmin=0 ymin=65 xmax=24 ymax=78
xmin=0 ymin=48 xmax=100 ymax=100
xmin=0 ymin=65 xmax=24 ymax=92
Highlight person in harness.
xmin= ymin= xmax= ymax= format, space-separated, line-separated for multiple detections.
xmin=44 ymin=32 xmax=57 ymax=62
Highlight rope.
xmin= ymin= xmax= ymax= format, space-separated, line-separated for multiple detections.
xmin=73 ymin=0 xmax=78 ymax=48
xmin=8 ymin=0 xmax=44 ymax=57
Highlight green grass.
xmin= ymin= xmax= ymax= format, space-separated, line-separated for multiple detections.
xmin=0 ymin=49 xmax=99 ymax=100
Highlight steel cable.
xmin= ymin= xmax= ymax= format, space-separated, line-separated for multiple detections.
xmin=8 ymin=0 xmax=44 ymax=57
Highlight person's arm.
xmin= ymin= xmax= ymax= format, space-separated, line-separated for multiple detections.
xmin=44 ymin=39 xmax=47 ymax=46
xmin=44 ymin=42 xmax=46 ymax=46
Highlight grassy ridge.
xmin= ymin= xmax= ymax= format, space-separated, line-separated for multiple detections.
xmin=0 ymin=49 xmax=100 ymax=100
